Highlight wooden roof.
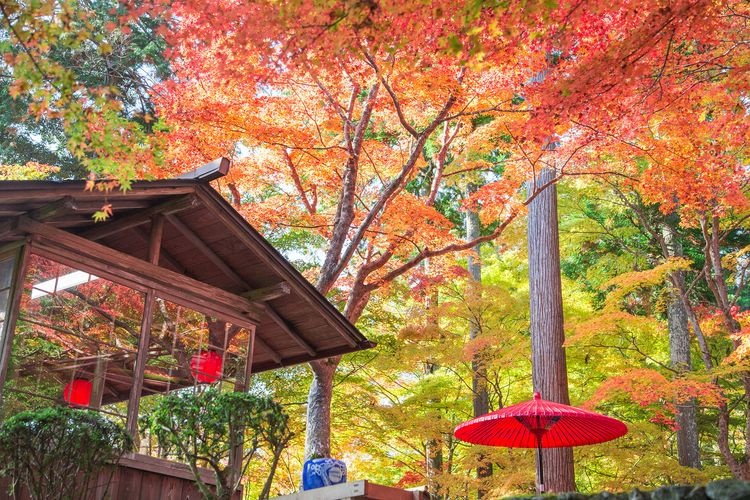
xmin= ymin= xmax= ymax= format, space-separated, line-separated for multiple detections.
xmin=0 ymin=160 xmax=373 ymax=375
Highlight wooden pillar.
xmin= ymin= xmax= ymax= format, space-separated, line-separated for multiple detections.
xmin=126 ymin=215 xmax=164 ymax=437
xmin=234 ymin=326 xmax=256 ymax=393
xmin=228 ymin=327 xmax=256 ymax=490
xmin=89 ymin=355 xmax=109 ymax=410
xmin=0 ymin=242 xmax=30 ymax=406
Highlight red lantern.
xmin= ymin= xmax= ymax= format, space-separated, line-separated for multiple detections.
xmin=63 ymin=379 xmax=92 ymax=407
xmin=190 ymin=351 xmax=223 ymax=383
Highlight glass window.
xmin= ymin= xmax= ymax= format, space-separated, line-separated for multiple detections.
xmin=136 ymin=298 xmax=253 ymax=458
xmin=2 ymin=254 xmax=145 ymax=422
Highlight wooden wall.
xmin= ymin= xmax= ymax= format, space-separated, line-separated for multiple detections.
xmin=0 ymin=453 xmax=242 ymax=500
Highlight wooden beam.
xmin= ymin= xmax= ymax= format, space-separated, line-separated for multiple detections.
xmin=90 ymin=356 xmax=108 ymax=410
xmin=261 ymin=303 xmax=316 ymax=356
xmin=132 ymin=227 xmax=186 ymax=274
xmin=147 ymin=215 xmax=164 ymax=265
xmin=27 ymin=195 xmax=77 ymax=220
xmin=18 ymin=217 xmax=263 ymax=325
xmin=0 ymin=184 xmax=196 ymax=203
xmin=72 ymin=200 xmax=153 ymax=212
xmin=0 ymin=197 xmax=80 ymax=241
xmin=0 ymin=203 xmax=58 ymax=216
xmin=241 ymin=282 xmax=291 ymax=302
xmin=0 ymin=244 xmax=30 ymax=402
xmin=165 ymin=213 xmax=247 ymax=288
xmin=250 ymin=343 xmax=374 ymax=373
xmin=252 ymin=334 xmax=282 ymax=365
xmin=79 ymin=194 xmax=199 ymax=242
xmin=235 ymin=327 xmax=256 ymax=392
xmin=32 ymin=243 xmax=259 ymax=332
xmin=229 ymin=325 xmax=256 ymax=486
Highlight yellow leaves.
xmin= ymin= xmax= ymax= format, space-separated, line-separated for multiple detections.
xmin=601 ymin=257 xmax=692 ymax=312
xmin=0 ymin=162 xmax=59 ymax=181
xmin=722 ymin=244 xmax=750 ymax=273
xmin=399 ymin=322 xmax=445 ymax=342
xmin=722 ymin=313 xmax=750 ymax=366
xmin=462 ymin=336 xmax=496 ymax=360
xmin=567 ymin=311 xmax=654 ymax=345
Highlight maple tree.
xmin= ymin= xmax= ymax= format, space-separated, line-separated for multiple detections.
xmin=558 ymin=171 xmax=750 ymax=479
xmin=149 ymin=0 xmax=546 ymax=467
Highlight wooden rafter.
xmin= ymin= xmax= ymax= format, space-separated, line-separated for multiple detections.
xmin=0 ymin=196 xmax=80 ymax=240
xmin=165 ymin=213 xmax=311 ymax=359
xmin=79 ymin=194 xmax=199 ymax=242
xmin=165 ymin=213 xmax=247 ymax=287
xmin=241 ymin=282 xmax=291 ymax=302
xmin=261 ymin=303 xmax=316 ymax=356
xmin=194 ymin=185 xmax=361 ymax=348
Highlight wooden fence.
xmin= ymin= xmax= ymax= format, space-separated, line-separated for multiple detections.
xmin=0 ymin=453 xmax=242 ymax=499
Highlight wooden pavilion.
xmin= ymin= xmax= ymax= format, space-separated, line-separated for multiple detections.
xmin=0 ymin=158 xmax=373 ymax=498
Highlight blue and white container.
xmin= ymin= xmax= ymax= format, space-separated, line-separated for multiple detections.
xmin=301 ymin=458 xmax=347 ymax=490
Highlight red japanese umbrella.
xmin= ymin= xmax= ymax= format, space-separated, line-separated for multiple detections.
xmin=454 ymin=392 xmax=627 ymax=493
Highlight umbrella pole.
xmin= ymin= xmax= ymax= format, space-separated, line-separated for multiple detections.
xmin=536 ymin=433 xmax=544 ymax=494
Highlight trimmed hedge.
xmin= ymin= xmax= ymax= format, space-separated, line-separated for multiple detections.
xmin=507 ymin=479 xmax=750 ymax=500
xmin=0 ymin=406 xmax=133 ymax=500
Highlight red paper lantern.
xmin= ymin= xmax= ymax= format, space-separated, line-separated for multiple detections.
xmin=63 ymin=379 xmax=92 ymax=407
xmin=190 ymin=351 xmax=223 ymax=383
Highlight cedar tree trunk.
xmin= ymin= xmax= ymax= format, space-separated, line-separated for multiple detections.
xmin=526 ymin=167 xmax=575 ymax=492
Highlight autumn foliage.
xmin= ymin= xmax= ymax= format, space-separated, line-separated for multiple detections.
xmin=2 ymin=0 xmax=750 ymax=495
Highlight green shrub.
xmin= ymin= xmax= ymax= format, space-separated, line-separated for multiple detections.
xmin=0 ymin=406 xmax=133 ymax=500
xmin=143 ymin=388 xmax=293 ymax=500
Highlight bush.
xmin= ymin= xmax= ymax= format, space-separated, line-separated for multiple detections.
xmin=143 ymin=388 xmax=293 ymax=500
xmin=0 ymin=406 xmax=133 ymax=500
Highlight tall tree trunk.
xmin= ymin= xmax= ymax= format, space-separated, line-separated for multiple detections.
xmin=304 ymin=357 xmax=339 ymax=458
xmin=466 ymin=184 xmax=492 ymax=497
xmin=526 ymin=168 xmax=575 ymax=493
xmin=423 ymin=263 xmax=445 ymax=497
xmin=662 ymin=222 xmax=701 ymax=468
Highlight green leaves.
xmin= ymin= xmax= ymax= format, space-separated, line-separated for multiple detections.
xmin=143 ymin=388 xmax=293 ymax=500
xmin=1 ymin=0 xmax=167 ymax=182
xmin=0 ymin=406 xmax=133 ymax=500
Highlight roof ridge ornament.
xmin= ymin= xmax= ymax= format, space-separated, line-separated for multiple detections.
xmin=176 ymin=158 xmax=231 ymax=182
